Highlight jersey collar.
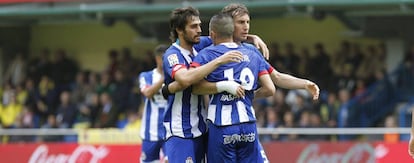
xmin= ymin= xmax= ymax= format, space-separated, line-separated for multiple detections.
xmin=219 ymin=42 xmax=238 ymax=48
xmin=172 ymin=42 xmax=197 ymax=63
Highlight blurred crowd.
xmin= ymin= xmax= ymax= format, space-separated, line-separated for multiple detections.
xmin=257 ymin=41 xmax=414 ymax=142
xmin=0 ymin=48 xmax=155 ymax=142
xmin=1 ymin=40 xmax=414 ymax=143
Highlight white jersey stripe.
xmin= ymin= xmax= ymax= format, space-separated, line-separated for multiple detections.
xmin=171 ymin=91 xmax=184 ymax=138
xmin=164 ymin=122 xmax=172 ymax=138
xmin=149 ymin=101 xmax=159 ymax=141
xmin=221 ymin=105 xmax=232 ymax=126
xmin=237 ymin=101 xmax=249 ymax=123
xmin=208 ymin=104 xmax=216 ymax=124
xmin=190 ymin=95 xmax=201 ymax=136
xmin=140 ymin=104 xmax=147 ymax=139
xmin=250 ymin=106 xmax=256 ymax=119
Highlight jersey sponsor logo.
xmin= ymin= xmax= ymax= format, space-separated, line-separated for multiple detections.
xmin=167 ymin=54 xmax=179 ymax=66
xmin=242 ymin=54 xmax=250 ymax=62
xmin=220 ymin=94 xmax=238 ymax=101
xmin=223 ymin=133 xmax=256 ymax=145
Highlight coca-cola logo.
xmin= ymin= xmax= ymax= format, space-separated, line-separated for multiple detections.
xmin=28 ymin=145 xmax=109 ymax=163
xmin=297 ymin=143 xmax=376 ymax=163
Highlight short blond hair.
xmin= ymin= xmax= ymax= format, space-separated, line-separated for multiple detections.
xmin=221 ymin=3 xmax=249 ymax=18
xmin=209 ymin=13 xmax=234 ymax=39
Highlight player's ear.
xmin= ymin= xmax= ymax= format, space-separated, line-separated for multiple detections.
xmin=176 ymin=28 xmax=184 ymax=36
xmin=210 ymin=31 xmax=215 ymax=40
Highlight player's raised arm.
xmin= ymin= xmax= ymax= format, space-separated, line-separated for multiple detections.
xmin=174 ymin=50 xmax=243 ymax=88
xmin=165 ymin=50 xmax=243 ymax=93
xmin=270 ymin=68 xmax=320 ymax=100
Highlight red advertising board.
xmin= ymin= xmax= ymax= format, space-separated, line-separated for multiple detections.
xmin=262 ymin=142 xmax=412 ymax=163
xmin=0 ymin=143 xmax=140 ymax=163
xmin=0 ymin=142 xmax=411 ymax=162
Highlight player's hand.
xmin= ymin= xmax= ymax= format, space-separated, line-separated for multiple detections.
xmin=247 ymin=35 xmax=269 ymax=60
xmin=235 ymin=85 xmax=245 ymax=98
xmin=409 ymin=135 xmax=414 ymax=158
xmin=216 ymin=80 xmax=245 ymax=97
xmin=305 ymin=80 xmax=320 ymax=100
xmin=217 ymin=50 xmax=243 ymax=65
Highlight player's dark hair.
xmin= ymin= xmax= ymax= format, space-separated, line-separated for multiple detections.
xmin=169 ymin=6 xmax=200 ymax=42
xmin=154 ymin=44 xmax=168 ymax=56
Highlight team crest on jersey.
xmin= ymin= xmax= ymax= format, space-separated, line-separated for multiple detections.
xmin=185 ymin=157 xmax=193 ymax=163
xmin=168 ymin=54 xmax=179 ymax=66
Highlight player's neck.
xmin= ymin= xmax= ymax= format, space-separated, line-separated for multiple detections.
xmin=214 ymin=38 xmax=233 ymax=45
xmin=233 ymin=39 xmax=242 ymax=45
xmin=156 ymin=67 xmax=162 ymax=73
xmin=177 ymin=39 xmax=193 ymax=52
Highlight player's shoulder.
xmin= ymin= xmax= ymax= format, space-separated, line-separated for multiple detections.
xmin=164 ymin=46 xmax=181 ymax=56
xmin=164 ymin=46 xmax=184 ymax=66
xmin=197 ymin=44 xmax=215 ymax=55
xmin=240 ymin=43 xmax=259 ymax=53
xmin=200 ymin=36 xmax=212 ymax=44
xmin=241 ymin=42 xmax=257 ymax=50
xmin=241 ymin=43 xmax=265 ymax=58
xmin=194 ymin=36 xmax=213 ymax=51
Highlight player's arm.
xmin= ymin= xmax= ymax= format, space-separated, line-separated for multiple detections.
xmin=139 ymin=72 xmax=164 ymax=99
xmin=246 ymin=34 xmax=269 ymax=60
xmin=141 ymin=76 xmax=164 ymax=99
xmin=192 ymin=79 xmax=245 ymax=97
xmin=254 ymin=74 xmax=275 ymax=98
xmin=162 ymin=51 xmax=243 ymax=98
xmin=270 ymin=68 xmax=320 ymax=100
xmin=163 ymin=81 xmax=184 ymax=95
xmin=246 ymin=43 xmax=317 ymax=99
xmin=173 ymin=51 xmax=243 ymax=89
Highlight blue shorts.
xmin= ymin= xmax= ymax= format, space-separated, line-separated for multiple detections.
xmin=141 ymin=140 xmax=165 ymax=162
xmin=208 ymin=122 xmax=266 ymax=163
xmin=164 ymin=135 xmax=206 ymax=163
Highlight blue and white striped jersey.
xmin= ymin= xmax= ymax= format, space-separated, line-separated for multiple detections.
xmin=162 ymin=37 xmax=212 ymax=139
xmin=139 ymin=69 xmax=167 ymax=141
xmin=191 ymin=42 xmax=269 ymax=126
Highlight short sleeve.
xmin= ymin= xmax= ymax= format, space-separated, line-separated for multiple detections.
xmin=163 ymin=50 xmax=188 ymax=79
xmin=194 ymin=36 xmax=213 ymax=52
xmin=191 ymin=49 xmax=211 ymax=68
xmin=138 ymin=72 xmax=149 ymax=92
